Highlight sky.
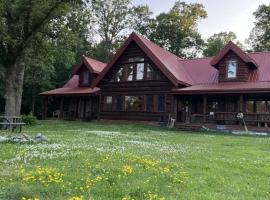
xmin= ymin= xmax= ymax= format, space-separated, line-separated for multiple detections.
xmin=133 ymin=0 xmax=270 ymax=44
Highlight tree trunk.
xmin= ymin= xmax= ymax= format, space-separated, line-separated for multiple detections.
xmin=4 ymin=63 xmax=26 ymax=117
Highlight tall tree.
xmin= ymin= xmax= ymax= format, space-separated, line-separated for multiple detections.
xmin=248 ymin=4 xmax=270 ymax=51
xmin=22 ymin=2 xmax=93 ymax=115
xmin=0 ymin=0 xmax=82 ymax=116
xmin=132 ymin=5 xmax=153 ymax=37
xmin=203 ymin=31 xmax=242 ymax=57
xmin=91 ymin=0 xmax=134 ymax=61
xmin=146 ymin=1 xmax=207 ymax=58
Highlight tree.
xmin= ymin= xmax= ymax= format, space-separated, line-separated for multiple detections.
xmin=132 ymin=5 xmax=153 ymax=37
xmin=248 ymin=4 xmax=270 ymax=51
xmin=91 ymin=0 xmax=134 ymax=61
xmin=145 ymin=1 xmax=207 ymax=58
xmin=22 ymin=2 xmax=93 ymax=116
xmin=0 ymin=0 xmax=83 ymax=116
xmin=203 ymin=31 xmax=242 ymax=57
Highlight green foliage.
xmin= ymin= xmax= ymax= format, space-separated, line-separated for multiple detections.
xmin=91 ymin=0 xmax=134 ymax=60
xmin=0 ymin=120 xmax=270 ymax=199
xmin=21 ymin=113 xmax=38 ymax=126
xmin=248 ymin=4 xmax=270 ymax=51
xmin=144 ymin=1 xmax=207 ymax=58
xmin=203 ymin=31 xmax=242 ymax=57
xmin=90 ymin=0 xmax=154 ymax=61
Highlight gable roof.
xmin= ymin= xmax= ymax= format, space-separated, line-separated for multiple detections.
xmin=72 ymin=56 xmax=106 ymax=75
xmin=210 ymin=41 xmax=258 ymax=68
xmin=93 ymin=32 xmax=194 ymax=87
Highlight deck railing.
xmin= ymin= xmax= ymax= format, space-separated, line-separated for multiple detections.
xmin=190 ymin=112 xmax=270 ymax=124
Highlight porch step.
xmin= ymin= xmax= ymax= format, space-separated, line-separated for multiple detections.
xmin=175 ymin=123 xmax=203 ymax=132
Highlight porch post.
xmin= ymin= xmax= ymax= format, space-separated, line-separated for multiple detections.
xmin=239 ymin=94 xmax=244 ymax=112
xmin=203 ymin=95 xmax=207 ymax=123
xmin=172 ymin=95 xmax=177 ymax=119
xmin=60 ymin=97 xmax=64 ymax=119
xmin=42 ymin=96 xmax=48 ymax=120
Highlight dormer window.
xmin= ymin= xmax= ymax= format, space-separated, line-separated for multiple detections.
xmin=227 ymin=60 xmax=237 ymax=78
xmin=83 ymin=68 xmax=90 ymax=85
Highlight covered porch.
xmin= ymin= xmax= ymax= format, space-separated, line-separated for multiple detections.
xmin=175 ymin=93 xmax=270 ymax=127
xmin=40 ymin=75 xmax=100 ymax=121
xmin=41 ymin=95 xmax=99 ymax=121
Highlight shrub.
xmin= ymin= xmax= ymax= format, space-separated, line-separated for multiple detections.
xmin=21 ymin=114 xmax=38 ymax=126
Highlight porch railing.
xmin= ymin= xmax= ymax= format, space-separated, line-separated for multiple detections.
xmin=190 ymin=112 xmax=270 ymax=124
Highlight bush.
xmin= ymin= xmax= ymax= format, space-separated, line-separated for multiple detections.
xmin=22 ymin=114 xmax=38 ymax=126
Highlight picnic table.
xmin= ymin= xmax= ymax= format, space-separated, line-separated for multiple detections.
xmin=0 ymin=116 xmax=25 ymax=132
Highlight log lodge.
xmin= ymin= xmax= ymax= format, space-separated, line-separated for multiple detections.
xmin=40 ymin=32 xmax=270 ymax=131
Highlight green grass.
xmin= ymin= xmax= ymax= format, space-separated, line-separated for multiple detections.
xmin=0 ymin=120 xmax=270 ymax=200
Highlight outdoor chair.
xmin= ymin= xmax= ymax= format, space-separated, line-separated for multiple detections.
xmin=53 ymin=110 xmax=60 ymax=118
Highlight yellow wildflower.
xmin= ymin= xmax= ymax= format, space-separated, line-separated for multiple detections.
xmin=122 ymin=165 xmax=134 ymax=176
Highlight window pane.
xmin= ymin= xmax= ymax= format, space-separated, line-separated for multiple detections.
xmin=115 ymin=96 xmax=122 ymax=111
xmin=104 ymin=96 xmax=112 ymax=111
xmin=146 ymin=64 xmax=154 ymax=80
xmin=129 ymin=57 xmax=144 ymax=62
xmin=146 ymin=95 xmax=154 ymax=112
xmin=125 ymin=96 xmax=143 ymax=111
xmin=256 ymin=101 xmax=266 ymax=113
xmin=267 ymin=101 xmax=270 ymax=112
xmin=136 ymin=63 xmax=144 ymax=80
xmin=227 ymin=60 xmax=237 ymax=78
xmin=246 ymin=101 xmax=254 ymax=113
xmin=157 ymin=95 xmax=165 ymax=112
xmin=83 ymin=69 xmax=90 ymax=84
xmin=126 ymin=65 xmax=133 ymax=81
xmin=116 ymin=67 xmax=125 ymax=82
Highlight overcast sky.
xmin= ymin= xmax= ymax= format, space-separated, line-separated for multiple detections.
xmin=133 ymin=0 xmax=270 ymax=44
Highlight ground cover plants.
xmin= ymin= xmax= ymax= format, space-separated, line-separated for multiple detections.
xmin=0 ymin=120 xmax=269 ymax=200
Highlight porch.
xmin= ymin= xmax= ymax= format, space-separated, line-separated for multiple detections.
xmin=42 ymin=96 xmax=99 ymax=121
xmin=175 ymin=93 xmax=270 ymax=127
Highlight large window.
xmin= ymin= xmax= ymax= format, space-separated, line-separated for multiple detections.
xmin=126 ymin=64 xmax=134 ymax=81
xmin=83 ymin=68 xmax=90 ymax=85
xmin=115 ymin=67 xmax=125 ymax=82
xmin=227 ymin=60 xmax=237 ymax=78
xmin=256 ymin=101 xmax=267 ymax=113
xmin=103 ymin=95 xmax=166 ymax=113
xmin=136 ymin=63 xmax=145 ymax=80
xmin=246 ymin=100 xmax=270 ymax=113
xmin=129 ymin=57 xmax=144 ymax=62
xmin=114 ymin=96 xmax=122 ymax=111
xmin=146 ymin=95 xmax=154 ymax=112
xmin=125 ymin=96 xmax=143 ymax=111
xmin=146 ymin=64 xmax=154 ymax=80
xmin=110 ymin=57 xmax=164 ymax=82
xmin=103 ymin=96 xmax=113 ymax=111
xmin=246 ymin=101 xmax=255 ymax=113
xmin=157 ymin=95 xmax=165 ymax=112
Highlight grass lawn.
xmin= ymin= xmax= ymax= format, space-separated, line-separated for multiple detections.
xmin=0 ymin=120 xmax=270 ymax=200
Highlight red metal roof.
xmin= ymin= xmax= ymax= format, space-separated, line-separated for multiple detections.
xmin=41 ymin=32 xmax=270 ymax=96
xmin=72 ymin=56 xmax=106 ymax=75
xmin=172 ymin=82 xmax=270 ymax=94
xmin=94 ymin=32 xmax=194 ymax=87
xmin=40 ymin=75 xmax=100 ymax=96
xmin=210 ymin=41 xmax=258 ymax=68
xmin=179 ymin=57 xmax=219 ymax=84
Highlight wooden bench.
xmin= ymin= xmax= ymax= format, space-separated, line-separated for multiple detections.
xmin=0 ymin=116 xmax=25 ymax=133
